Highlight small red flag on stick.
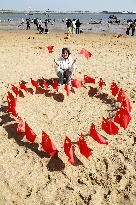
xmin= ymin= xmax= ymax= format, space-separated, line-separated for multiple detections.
xmin=30 ymin=78 xmax=39 ymax=88
xmin=43 ymin=80 xmax=49 ymax=90
xmin=11 ymin=84 xmax=19 ymax=97
xmin=98 ymin=78 xmax=106 ymax=90
xmin=64 ymin=84 xmax=70 ymax=96
xmin=114 ymin=107 xmax=131 ymax=129
xmin=17 ymin=116 xmax=25 ymax=135
xmin=121 ymin=96 xmax=132 ymax=113
xmin=7 ymin=95 xmax=18 ymax=117
xmin=77 ymin=134 xmax=92 ymax=159
xmin=110 ymin=82 xmax=119 ymax=96
xmin=80 ymin=48 xmax=92 ymax=59
xmin=102 ymin=117 xmax=119 ymax=135
xmin=117 ymin=88 xmax=126 ymax=102
xmin=71 ymin=79 xmax=82 ymax=88
xmin=53 ymin=79 xmax=58 ymax=92
xmin=42 ymin=131 xmax=58 ymax=157
xmin=84 ymin=75 xmax=95 ymax=84
xmin=64 ymin=136 xmax=75 ymax=164
xmin=19 ymin=82 xmax=28 ymax=93
xmin=90 ymin=123 xmax=108 ymax=144
xmin=47 ymin=45 xmax=54 ymax=53
xmin=25 ymin=122 xmax=37 ymax=143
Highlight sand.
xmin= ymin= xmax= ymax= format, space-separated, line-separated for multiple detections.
xmin=0 ymin=29 xmax=136 ymax=205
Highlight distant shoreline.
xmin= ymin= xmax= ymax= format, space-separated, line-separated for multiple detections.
xmin=0 ymin=10 xmax=136 ymax=14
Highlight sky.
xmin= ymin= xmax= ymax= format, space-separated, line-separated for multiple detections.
xmin=0 ymin=0 xmax=136 ymax=12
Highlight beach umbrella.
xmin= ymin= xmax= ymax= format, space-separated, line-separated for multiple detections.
xmin=90 ymin=123 xmax=108 ymax=144
xmin=64 ymin=136 xmax=75 ymax=165
xmin=42 ymin=131 xmax=58 ymax=157
xmin=77 ymin=134 xmax=92 ymax=159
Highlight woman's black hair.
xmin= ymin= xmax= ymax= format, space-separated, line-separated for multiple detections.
xmin=62 ymin=48 xmax=71 ymax=56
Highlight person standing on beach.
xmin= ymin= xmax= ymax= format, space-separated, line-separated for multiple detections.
xmin=131 ymin=19 xmax=136 ymax=36
xmin=26 ymin=18 xmax=31 ymax=30
xmin=54 ymin=48 xmax=76 ymax=85
xmin=75 ymin=19 xmax=81 ymax=34
xmin=66 ymin=19 xmax=72 ymax=34
xmin=72 ymin=19 xmax=76 ymax=34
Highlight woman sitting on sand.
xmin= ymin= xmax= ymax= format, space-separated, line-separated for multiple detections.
xmin=54 ymin=48 xmax=76 ymax=85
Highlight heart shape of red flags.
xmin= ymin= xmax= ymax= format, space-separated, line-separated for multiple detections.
xmin=19 ymin=82 xmax=28 ymax=93
xmin=11 ymin=84 xmax=19 ymax=97
xmin=30 ymin=78 xmax=39 ymax=88
xmin=114 ymin=107 xmax=131 ymax=129
xmin=53 ymin=79 xmax=58 ymax=92
xmin=80 ymin=48 xmax=92 ymax=59
xmin=42 ymin=131 xmax=58 ymax=157
xmin=64 ymin=84 xmax=71 ymax=96
xmin=110 ymin=82 xmax=119 ymax=96
xmin=25 ymin=122 xmax=37 ymax=143
xmin=47 ymin=45 xmax=54 ymax=53
xmin=98 ymin=78 xmax=106 ymax=90
xmin=43 ymin=80 xmax=48 ymax=90
xmin=90 ymin=123 xmax=108 ymax=144
xmin=77 ymin=134 xmax=92 ymax=159
xmin=84 ymin=75 xmax=95 ymax=84
xmin=17 ymin=116 xmax=25 ymax=135
xmin=7 ymin=92 xmax=18 ymax=117
xmin=64 ymin=136 xmax=75 ymax=164
xmin=71 ymin=79 xmax=82 ymax=88
xmin=102 ymin=117 xmax=119 ymax=135
xmin=117 ymin=88 xmax=126 ymax=102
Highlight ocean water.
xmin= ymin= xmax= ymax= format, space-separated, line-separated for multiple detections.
xmin=0 ymin=12 xmax=136 ymax=34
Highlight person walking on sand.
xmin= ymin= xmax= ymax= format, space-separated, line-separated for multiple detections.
xmin=54 ymin=48 xmax=76 ymax=86
xmin=131 ymin=19 xmax=136 ymax=36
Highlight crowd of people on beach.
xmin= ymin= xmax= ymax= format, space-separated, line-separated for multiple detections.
xmin=19 ymin=16 xmax=136 ymax=36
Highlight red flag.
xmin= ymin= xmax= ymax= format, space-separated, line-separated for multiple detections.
xmin=53 ymin=79 xmax=58 ymax=92
xmin=11 ymin=84 xmax=19 ymax=96
xmin=77 ymin=134 xmax=92 ymax=159
xmin=64 ymin=136 xmax=74 ymax=164
xmin=71 ymin=79 xmax=82 ymax=88
xmin=117 ymin=89 xmax=126 ymax=102
xmin=30 ymin=78 xmax=39 ymax=88
xmin=102 ymin=117 xmax=119 ymax=135
xmin=17 ymin=116 xmax=25 ymax=135
xmin=19 ymin=82 xmax=28 ymax=92
xmin=98 ymin=78 xmax=106 ymax=90
xmin=25 ymin=122 xmax=37 ymax=143
xmin=47 ymin=45 xmax=54 ymax=53
xmin=7 ymin=91 xmax=14 ymax=101
xmin=42 ymin=131 xmax=58 ymax=157
xmin=114 ymin=107 xmax=131 ymax=129
xmin=80 ymin=48 xmax=92 ymax=59
xmin=7 ymin=95 xmax=18 ymax=117
xmin=90 ymin=123 xmax=108 ymax=144
xmin=64 ymin=84 xmax=70 ymax=96
xmin=84 ymin=75 xmax=95 ymax=84
xmin=43 ymin=80 xmax=48 ymax=90
xmin=121 ymin=96 xmax=132 ymax=113
xmin=110 ymin=82 xmax=119 ymax=96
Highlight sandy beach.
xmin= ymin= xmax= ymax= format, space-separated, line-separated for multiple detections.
xmin=0 ymin=29 xmax=136 ymax=205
